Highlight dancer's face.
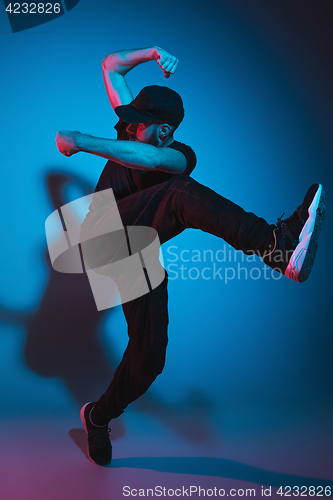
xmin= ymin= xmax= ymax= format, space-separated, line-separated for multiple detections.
xmin=126 ymin=122 xmax=159 ymax=147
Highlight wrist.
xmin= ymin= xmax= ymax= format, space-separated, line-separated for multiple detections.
xmin=151 ymin=46 xmax=161 ymax=60
xmin=75 ymin=131 xmax=85 ymax=152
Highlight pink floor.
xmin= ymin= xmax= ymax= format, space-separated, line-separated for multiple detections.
xmin=1 ymin=402 xmax=332 ymax=500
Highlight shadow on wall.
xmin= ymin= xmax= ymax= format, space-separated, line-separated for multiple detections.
xmin=0 ymin=169 xmax=213 ymax=442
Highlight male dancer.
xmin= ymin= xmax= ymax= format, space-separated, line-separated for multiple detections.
xmin=56 ymin=46 xmax=325 ymax=466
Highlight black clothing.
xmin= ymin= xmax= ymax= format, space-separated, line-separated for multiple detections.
xmin=92 ymin=120 xmax=196 ymax=202
xmin=82 ymin=121 xmax=274 ymax=424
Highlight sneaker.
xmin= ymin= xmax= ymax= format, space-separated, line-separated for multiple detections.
xmin=80 ymin=402 xmax=112 ymax=466
xmin=263 ymin=183 xmax=325 ymax=282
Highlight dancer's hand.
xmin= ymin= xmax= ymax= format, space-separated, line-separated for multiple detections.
xmin=154 ymin=46 xmax=179 ymax=78
xmin=56 ymin=130 xmax=80 ymax=156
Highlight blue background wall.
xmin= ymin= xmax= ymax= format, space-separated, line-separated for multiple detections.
xmin=0 ymin=0 xmax=332 ymax=423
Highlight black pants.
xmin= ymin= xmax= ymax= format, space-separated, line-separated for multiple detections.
xmin=82 ymin=175 xmax=275 ymax=423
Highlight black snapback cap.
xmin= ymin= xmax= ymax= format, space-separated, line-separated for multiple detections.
xmin=115 ymin=85 xmax=184 ymax=125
